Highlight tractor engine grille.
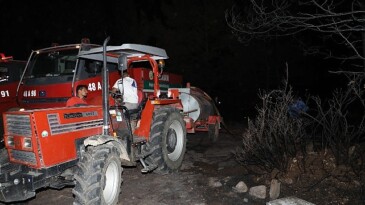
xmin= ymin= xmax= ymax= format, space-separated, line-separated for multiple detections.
xmin=5 ymin=114 xmax=36 ymax=165
xmin=5 ymin=114 xmax=32 ymax=137
xmin=9 ymin=150 xmax=36 ymax=164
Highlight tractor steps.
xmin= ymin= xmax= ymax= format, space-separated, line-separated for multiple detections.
xmin=132 ymin=136 xmax=147 ymax=147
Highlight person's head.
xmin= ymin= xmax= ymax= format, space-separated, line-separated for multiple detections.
xmin=122 ymin=72 xmax=129 ymax=78
xmin=76 ymin=85 xmax=88 ymax=99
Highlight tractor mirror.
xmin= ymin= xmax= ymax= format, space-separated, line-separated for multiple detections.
xmin=118 ymin=55 xmax=128 ymax=71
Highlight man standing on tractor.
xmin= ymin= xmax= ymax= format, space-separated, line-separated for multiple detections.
xmin=111 ymin=72 xmax=138 ymax=110
xmin=66 ymin=84 xmax=88 ymax=107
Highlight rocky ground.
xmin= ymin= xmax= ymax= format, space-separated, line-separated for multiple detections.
xmin=17 ymin=123 xmax=364 ymax=205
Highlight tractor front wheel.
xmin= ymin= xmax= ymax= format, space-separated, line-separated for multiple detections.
xmin=73 ymin=144 xmax=122 ymax=205
xmin=143 ymin=107 xmax=186 ymax=174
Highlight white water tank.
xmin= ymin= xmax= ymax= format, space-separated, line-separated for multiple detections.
xmin=178 ymin=87 xmax=216 ymax=122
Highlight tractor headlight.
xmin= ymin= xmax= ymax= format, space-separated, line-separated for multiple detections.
xmin=23 ymin=138 xmax=32 ymax=149
xmin=6 ymin=136 xmax=14 ymax=147
xmin=158 ymin=59 xmax=165 ymax=69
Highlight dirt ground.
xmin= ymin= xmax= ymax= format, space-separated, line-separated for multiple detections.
xmin=24 ymin=126 xmax=255 ymax=205
xmin=18 ymin=123 xmax=364 ymax=205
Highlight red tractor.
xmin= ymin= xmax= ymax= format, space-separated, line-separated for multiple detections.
xmin=0 ymin=53 xmax=26 ymax=147
xmin=0 ymin=39 xmax=189 ymax=204
xmin=15 ymin=38 xmax=218 ymax=141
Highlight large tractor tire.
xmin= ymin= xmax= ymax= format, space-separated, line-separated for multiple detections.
xmin=73 ymin=144 xmax=122 ymax=205
xmin=143 ymin=107 xmax=187 ymax=174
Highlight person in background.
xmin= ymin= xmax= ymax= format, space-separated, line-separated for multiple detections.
xmin=66 ymin=85 xmax=88 ymax=107
xmin=111 ymin=72 xmax=138 ymax=110
xmin=288 ymin=98 xmax=308 ymax=119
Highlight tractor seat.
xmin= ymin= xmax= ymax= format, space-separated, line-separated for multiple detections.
xmin=124 ymin=97 xmax=147 ymax=120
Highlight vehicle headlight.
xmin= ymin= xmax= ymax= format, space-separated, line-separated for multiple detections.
xmin=6 ymin=136 xmax=14 ymax=147
xmin=23 ymin=138 xmax=32 ymax=149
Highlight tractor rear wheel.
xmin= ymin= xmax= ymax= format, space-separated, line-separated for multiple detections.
xmin=208 ymin=122 xmax=219 ymax=143
xmin=73 ymin=144 xmax=122 ymax=205
xmin=143 ymin=107 xmax=186 ymax=174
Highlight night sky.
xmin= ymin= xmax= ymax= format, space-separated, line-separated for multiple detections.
xmin=0 ymin=0 xmax=341 ymax=121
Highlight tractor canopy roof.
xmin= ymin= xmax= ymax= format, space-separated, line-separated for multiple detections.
xmin=77 ymin=44 xmax=168 ymax=67
xmin=33 ymin=43 xmax=100 ymax=54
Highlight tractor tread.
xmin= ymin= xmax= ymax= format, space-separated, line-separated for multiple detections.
xmin=73 ymin=144 xmax=122 ymax=205
xmin=141 ymin=107 xmax=186 ymax=175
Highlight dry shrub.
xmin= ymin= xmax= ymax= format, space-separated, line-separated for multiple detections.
xmin=237 ymin=85 xmax=310 ymax=173
xmin=238 ymin=73 xmax=365 ymax=178
xmin=308 ymin=73 xmax=365 ymax=175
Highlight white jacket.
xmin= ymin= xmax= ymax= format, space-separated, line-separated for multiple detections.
xmin=112 ymin=76 xmax=138 ymax=104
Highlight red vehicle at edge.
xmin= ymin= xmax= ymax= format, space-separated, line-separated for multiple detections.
xmin=0 ymin=53 xmax=26 ymax=147
xmin=0 ymin=53 xmax=25 ymax=114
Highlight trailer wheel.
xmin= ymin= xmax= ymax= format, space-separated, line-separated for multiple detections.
xmin=143 ymin=107 xmax=186 ymax=174
xmin=208 ymin=122 xmax=219 ymax=143
xmin=73 ymin=144 xmax=122 ymax=205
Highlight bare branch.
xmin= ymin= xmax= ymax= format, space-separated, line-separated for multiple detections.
xmin=226 ymin=0 xmax=365 ymax=69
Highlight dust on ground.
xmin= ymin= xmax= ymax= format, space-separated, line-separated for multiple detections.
xmin=21 ymin=124 xmax=364 ymax=205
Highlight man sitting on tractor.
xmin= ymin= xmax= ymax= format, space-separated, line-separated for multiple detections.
xmin=66 ymin=84 xmax=88 ymax=107
xmin=111 ymin=72 xmax=138 ymax=110
xmin=111 ymin=72 xmax=139 ymax=132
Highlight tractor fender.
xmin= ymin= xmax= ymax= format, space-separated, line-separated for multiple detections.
xmin=83 ymin=135 xmax=130 ymax=162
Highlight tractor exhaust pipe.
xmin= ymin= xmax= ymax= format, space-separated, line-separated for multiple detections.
xmin=102 ymin=37 xmax=110 ymax=135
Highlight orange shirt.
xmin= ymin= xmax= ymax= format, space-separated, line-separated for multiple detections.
xmin=66 ymin=97 xmax=87 ymax=107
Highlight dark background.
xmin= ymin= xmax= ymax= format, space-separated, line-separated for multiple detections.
xmin=0 ymin=0 xmax=342 ymax=121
